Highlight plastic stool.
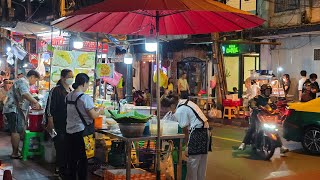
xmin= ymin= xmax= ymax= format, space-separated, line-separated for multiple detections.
xmin=223 ymin=107 xmax=237 ymax=120
xmin=22 ymin=130 xmax=44 ymax=161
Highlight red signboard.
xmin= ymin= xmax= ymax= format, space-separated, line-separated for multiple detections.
xmin=80 ymin=41 xmax=108 ymax=53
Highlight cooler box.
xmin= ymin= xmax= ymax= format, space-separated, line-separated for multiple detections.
xmin=28 ymin=109 xmax=44 ymax=132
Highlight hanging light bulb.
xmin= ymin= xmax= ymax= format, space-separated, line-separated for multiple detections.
xmin=124 ymin=49 xmax=133 ymax=64
xmin=145 ymin=37 xmax=157 ymax=52
xmin=73 ymin=33 xmax=83 ymax=49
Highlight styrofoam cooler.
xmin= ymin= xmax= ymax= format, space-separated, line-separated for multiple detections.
xmin=28 ymin=109 xmax=44 ymax=132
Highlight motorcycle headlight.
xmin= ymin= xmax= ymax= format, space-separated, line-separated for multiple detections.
xmin=263 ymin=123 xmax=276 ymax=130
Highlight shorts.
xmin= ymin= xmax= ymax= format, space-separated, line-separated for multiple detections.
xmin=5 ymin=112 xmax=25 ymax=133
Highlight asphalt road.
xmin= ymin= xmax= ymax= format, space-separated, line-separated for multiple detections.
xmin=206 ymin=125 xmax=320 ymax=180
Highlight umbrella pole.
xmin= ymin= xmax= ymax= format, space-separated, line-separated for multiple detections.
xmin=155 ymin=11 xmax=161 ymax=180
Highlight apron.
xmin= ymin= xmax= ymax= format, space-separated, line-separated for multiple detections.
xmin=178 ymin=100 xmax=212 ymax=155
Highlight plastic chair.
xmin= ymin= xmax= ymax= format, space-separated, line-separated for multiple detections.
xmin=22 ymin=130 xmax=44 ymax=161
xmin=223 ymin=106 xmax=237 ymax=120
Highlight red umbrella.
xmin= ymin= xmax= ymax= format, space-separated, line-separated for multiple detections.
xmin=51 ymin=1 xmax=264 ymax=179
xmin=52 ymin=0 xmax=264 ymax=35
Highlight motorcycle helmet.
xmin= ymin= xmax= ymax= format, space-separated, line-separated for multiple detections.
xmin=260 ymin=84 xmax=272 ymax=97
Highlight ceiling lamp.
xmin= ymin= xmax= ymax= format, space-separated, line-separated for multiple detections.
xmin=124 ymin=49 xmax=133 ymax=64
xmin=73 ymin=33 xmax=83 ymax=49
xmin=145 ymin=38 xmax=157 ymax=52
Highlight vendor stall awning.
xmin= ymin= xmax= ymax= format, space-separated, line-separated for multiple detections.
xmin=3 ymin=22 xmax=52 ymax=35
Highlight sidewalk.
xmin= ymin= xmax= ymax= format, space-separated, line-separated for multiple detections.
xmin=0 ymin=132 xmax=101 ymax=180
xmin=0 ymin=132 xmax=57 ymax=180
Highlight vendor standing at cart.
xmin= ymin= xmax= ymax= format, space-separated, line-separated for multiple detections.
xmin=161 ymin=93 xmax=211 ymax=180
xmin=45 ymin=69 xmax=73 ymax=178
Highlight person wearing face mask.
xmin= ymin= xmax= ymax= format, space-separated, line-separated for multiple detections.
xmin=238 ymin=84 xmax=289 ymax=155
xmin=65 ymin=73 xmax=103 ymax=180
xmin=45 ymin=69 xmax=73 ymax=178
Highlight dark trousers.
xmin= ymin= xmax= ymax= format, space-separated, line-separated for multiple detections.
xmin=66 ymin=131 xmax=88 ymax=180
xmin=242 ymin=118 xmax=258 ymax=144
xmin=180 ymin=91 xmax=189 ymax=99
xmin=53 ymin=132 xmax=67 ymax=172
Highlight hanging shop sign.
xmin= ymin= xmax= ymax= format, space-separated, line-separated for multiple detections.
xmin=51 ymin=50 xmax=95 ymax=90
xmin=37 ymin=36 xmax=69 ymax=52
xmin=224 ymin=44 xmax=239 ymax=55
xmin=141 ymin=54 xmax=155 ymax=62
xmin=110 ymin=54 xmax=124 ymax=63
xmin=80 ymin=41 xmax=108 ymax=53
xmin=96 ymin=63 xmax=115 ymax=78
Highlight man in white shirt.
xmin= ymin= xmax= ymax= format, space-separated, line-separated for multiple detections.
xmin=298 ymin=70 xmax=307 ymax=101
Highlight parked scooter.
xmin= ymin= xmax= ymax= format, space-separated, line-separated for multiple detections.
xmin=251 ymin=106 xmax=281 ymax=160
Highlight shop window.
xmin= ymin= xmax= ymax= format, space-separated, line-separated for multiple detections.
xmin=274 ymin=0 xmax=300 ymax=13
xmin=314 ymin=49 xmax=320 ymax=61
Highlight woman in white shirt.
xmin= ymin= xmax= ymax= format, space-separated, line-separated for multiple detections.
xmin=65 ymin=73 xmax=103 ymax=180
xmin=161 ymin=94 xmax=211 ymax=180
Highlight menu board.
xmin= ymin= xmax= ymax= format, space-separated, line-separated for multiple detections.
xmin=51 ymin=50 xmax=95 ymax=93
xmin=96 ymin=63 xmax=114 ymax=79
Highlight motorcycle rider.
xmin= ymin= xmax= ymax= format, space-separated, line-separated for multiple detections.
xmin=238 ymin=84 xmax=289 ymax=155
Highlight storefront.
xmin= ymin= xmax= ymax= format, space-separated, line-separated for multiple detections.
xmin=222 ymin=43 xmax=260 ymax=96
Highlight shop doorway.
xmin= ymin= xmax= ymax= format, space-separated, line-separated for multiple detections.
xmin=177 ymin=57 xmax=207 ymax=95
xmin=224 ymin=54 xmax=260 ymax=96
xmin=240 ymin=54 xmax=260 ymax=95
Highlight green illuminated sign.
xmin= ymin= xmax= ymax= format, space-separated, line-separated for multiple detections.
xmin=225 ymin=44 xmax=239 ymax=54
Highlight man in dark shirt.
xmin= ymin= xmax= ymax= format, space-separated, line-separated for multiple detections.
xmin=45 ymin=69 xmax=73 ymax=178
xmin=303 ymin=73 xmax=319 ymax=99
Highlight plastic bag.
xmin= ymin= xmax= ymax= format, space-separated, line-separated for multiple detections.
xmin=208 ymin=108 xmax=222 ymax=119
xmin=42 ymin=141 xmax=56 ymax=163
xmin=153 ymin=69 xmax=168 ymax=88
xmin=160 ymin=140 xmax=175 ymax=180
xmin=210 ymin=75 xmax=217 ymax=89
xmin=162 ymin=111 xmax=175 ymax=121
xmin=103 ymin=71 xmax=123 ymax=87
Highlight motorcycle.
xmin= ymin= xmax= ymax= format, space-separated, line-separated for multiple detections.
xmin=251 ymin=106 xmax=281 ymax=160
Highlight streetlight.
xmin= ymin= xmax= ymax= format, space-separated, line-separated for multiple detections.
xmin=73 ymin=34 xmax=83 ymax=49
